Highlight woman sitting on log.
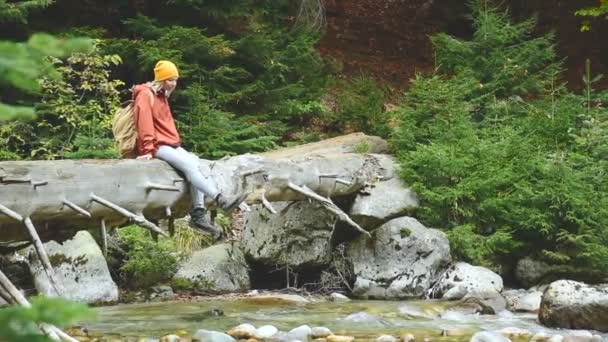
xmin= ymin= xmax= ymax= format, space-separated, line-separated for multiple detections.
xmin=132 ymin=60 xmax=245 ymax=240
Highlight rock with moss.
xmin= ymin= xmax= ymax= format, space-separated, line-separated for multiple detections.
xmin=539 ymin=280 xmax=608 ymax=332
xmin=350 ymin=175 xmax=418 ymax=230
xmin=515 ymin=257 xmax=552 ymax=288
xmin=240 ymin=201 xmax=335 ymax=269
xmin=173 ymin=243 xmax=250 ymax=293
xmin=347 ymin=216 xmax=451 ymax=299
xmin=428 ymin=262 xmax=503 ymax=300
xmin=28 ymin=230 xmax=118 ymax=303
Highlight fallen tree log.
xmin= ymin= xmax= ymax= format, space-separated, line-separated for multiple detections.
xmin=0 ymin=133 xmax=392 ymax=243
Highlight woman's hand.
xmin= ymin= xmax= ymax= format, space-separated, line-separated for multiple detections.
xmin=136 ymin=154 xmax=153 ymax=160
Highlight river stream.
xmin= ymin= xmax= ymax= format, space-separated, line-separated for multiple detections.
xmin=78 ymin=296 xmax=608 ymax=341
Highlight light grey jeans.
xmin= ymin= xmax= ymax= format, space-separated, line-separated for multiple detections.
xmin=155 ymin=145 xmax=219 ymax=209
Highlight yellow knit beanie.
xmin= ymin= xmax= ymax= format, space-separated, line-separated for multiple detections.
xmin=154 ymin=60 xmax=179 ymax=81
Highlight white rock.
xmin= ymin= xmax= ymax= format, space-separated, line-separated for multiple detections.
xmin=174 ymin=243 xmax=250 ymax=293
xmin=349 ymin=217 xmax=451 ymax=299
xmin=350 ymin=176 xmax=419 ymax=229
xmin=242 ymin=201 xmax=335 ymax=268
xmin=287 ymin=325 xmax=312 ymax=341
xmin=192 ymin=329 xmax=236 ymax=342
xmin=28 ymin=231 xmax=118 ymax=303
xmin=311 ymin=326 xmax=333 ymax=338
xmin=330 ymin=292 xmax=351 ymax=302
xmin=376 ymin=335 xmax=398 ymax=342
xmin=255 ymin=325 xmax=278 ymax=339
xmin=431 ymin=262 xmax=503 ymax=300
xmin=539 ymin=280 xmax=608 ymax=332
xmin=227 ymin=323 xmax=256 ymax=339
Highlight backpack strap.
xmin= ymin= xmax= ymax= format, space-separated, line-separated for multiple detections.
xmin=147 ymin=89 xmax=155 ymax=108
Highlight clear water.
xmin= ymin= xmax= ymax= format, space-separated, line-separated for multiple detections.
xmin=81 ymin=297 xmax=608 ymax=341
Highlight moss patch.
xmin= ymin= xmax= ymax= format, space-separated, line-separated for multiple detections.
xmin=400 ymin=227 xmax=412 ymax=238
xmin=171 ymin=277 xmax=216 ymax=293
xmin=49 ymin=254 xmax=88 ymax=268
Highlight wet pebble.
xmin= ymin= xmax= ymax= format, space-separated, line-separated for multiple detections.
xmin=192 ymin=329 xmax=235 ymax=342
xmin=311 ymin=326 xmax=333 ymax=338
xmin=227 ymin=323 xmax=256 ymax=339
xmin=255 ymin=325 xmax=278 ymax=339
xmin=287 ymin=324 xmax=312 ymax=341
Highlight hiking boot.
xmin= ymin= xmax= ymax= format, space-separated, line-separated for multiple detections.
xmin=189 ymin=208 xmax=223 ymax=240
xmin=214 ymin=192 xmax=248 ymax=212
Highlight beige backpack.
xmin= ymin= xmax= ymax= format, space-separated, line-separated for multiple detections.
xmin=112 ymin=90 xmax=154 ymax=158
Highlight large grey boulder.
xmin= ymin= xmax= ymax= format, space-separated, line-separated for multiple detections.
xmin=347 ymin=216 xmax=451 ymax=299
xmin=429 ymin=262 xmax=506 ymax=313
xmin=28 ymin=230 xmax=118 ymax=303
xmin=240 ymin=201 xmax=335 ymax=269
xmin=174 ymin=243 xmax=250 ymax=293
xmin=516 ymin=257 xmax=552 ymax=288
xmin=350 ymin=177 xmax=418 ymax=229
xmin=429 ymin=262 xmax=503 ymax=299
xmin=539 ymin=280 xmax=608 ymax=332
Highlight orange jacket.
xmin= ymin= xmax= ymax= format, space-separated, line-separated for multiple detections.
xmin=132 ymin=84 xmax=181 ymax=156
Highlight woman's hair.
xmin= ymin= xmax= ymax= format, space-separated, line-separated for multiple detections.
xmin=148 ymin=80 xmax=173 ymax=97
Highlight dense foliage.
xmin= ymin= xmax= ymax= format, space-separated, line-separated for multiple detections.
xmin=392 ymin=0 xmax=608 ymax=274
xmin=116 ymin=226 xmax=178 ymax=288
xmin=0 ymin=0 xmax=91 ymax=122
xmin=576 ymin=0 xmax=608 ymax=31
